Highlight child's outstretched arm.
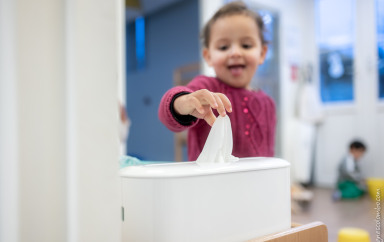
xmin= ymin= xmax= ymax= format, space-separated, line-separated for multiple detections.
xmin=173 ymin=89 xmax=232 ymax=126
xmin=159 ymin=75 xmax=232 ymax=132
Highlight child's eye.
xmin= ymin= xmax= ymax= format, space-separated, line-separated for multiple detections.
xmin=218 ymin=46 xmax=228 ymax=51
xmin=242 ymin=44 xmax=252 ymax=49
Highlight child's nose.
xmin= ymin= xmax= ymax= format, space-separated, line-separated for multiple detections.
xmin=229 ymin=45 xmax=242 ymax=57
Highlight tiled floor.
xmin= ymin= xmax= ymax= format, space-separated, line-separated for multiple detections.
xmin=291 ymin=187 xmax=381 ymax=242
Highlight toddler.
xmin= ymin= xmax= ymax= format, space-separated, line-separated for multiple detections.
xmin=158 ymin=1 xmax=276 ymax=161
xmin=333 ymin=140 xmax=367 ymax=200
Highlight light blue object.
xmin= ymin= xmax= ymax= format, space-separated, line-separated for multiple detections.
xmin=119 ymin=155 xmax=173 ymax=168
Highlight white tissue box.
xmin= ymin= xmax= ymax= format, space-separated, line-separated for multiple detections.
xmin=120 ymin=157 xmax=291 ymax=242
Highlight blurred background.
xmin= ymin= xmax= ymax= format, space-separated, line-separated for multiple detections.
xmin=1 ymin=0 xmax=383 ymax=241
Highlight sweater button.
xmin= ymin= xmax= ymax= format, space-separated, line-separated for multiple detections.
xmin=243 ymin=108 xmax=249 ymax=114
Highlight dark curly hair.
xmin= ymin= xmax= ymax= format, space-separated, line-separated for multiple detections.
xmin=349 ymin=140 xmax=367 ymax=151
xmin=201 ymin=1 xmax=267 ymax=48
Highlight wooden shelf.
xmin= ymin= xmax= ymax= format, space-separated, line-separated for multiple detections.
xmin=247 ymin=221 xmax=328 ymax=242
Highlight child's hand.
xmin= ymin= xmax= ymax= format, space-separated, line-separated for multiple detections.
xmin=173 ymin=89 xmax=232 ymax=126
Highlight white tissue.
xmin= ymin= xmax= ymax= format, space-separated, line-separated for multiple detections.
xmin=196 ymin=115 xmax=239 ymax=167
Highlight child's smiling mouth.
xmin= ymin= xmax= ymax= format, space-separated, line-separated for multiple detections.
xmin=228 ymin=64 xmax=246 ymax=76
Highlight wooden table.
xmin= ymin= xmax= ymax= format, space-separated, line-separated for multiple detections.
xmin=247 ymin=221 xmax=328 ymax=242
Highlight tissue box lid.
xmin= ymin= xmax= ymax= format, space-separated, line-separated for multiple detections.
xmin=119 ymin=157 xmax=289 ymax=178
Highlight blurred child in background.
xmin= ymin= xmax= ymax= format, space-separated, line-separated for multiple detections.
xmin=333 ymin=140 xmax=367 ymax=200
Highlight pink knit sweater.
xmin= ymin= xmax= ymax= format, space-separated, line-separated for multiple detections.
xmin=158 ymin=75 xmax=276 ymax=161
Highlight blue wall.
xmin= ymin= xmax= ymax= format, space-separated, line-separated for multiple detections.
xmin=126 ymin=0 xmax=200 ymax=161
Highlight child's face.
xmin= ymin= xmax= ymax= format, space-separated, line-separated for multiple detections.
xmin=350 ymin=148 xmax=365 ymax=161
xmin=203 ymin=15 xmax=267 ymax=89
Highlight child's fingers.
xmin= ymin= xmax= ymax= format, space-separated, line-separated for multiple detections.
xmin=212 ymin=93 xmax=227 ymax=117
xmin=188 ymin=90 xmax=231 ymax=121
xmin=204 ymin=110 xmax=216 ymax=126
xmin=216 ymin=93 xmax=232 ymax=113
xmin=189 ymin=96 xmax=205 ymax=114
xmin=195 ymin=89 xmax=218 ymax=109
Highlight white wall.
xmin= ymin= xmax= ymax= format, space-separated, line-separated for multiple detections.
xmin=0 ymin=0 xmax=18 ymax=241
xmin=16 ymin=1 xmax=67 ymax=240
xmin=0 ymin=0 xmax=123 ymax=241
xmin=66 ymin=0 xmax=123 ymax=241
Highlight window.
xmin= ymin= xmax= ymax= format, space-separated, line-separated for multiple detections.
xmin=135 ymin=17 xmax=146 ymax=70
xmin=126 ymin=16 xmax=146 ymax=72
xmin=316 ymin=0 xmax=355 ymax=103
xmin=377 ymin=0 xmax=384 ymax=99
